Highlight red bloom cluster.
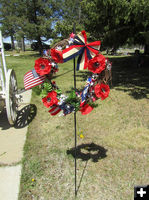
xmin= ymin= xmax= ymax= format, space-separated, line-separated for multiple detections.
xmin=50 ymin=49 xmax=63 ymax=63
xmin=80 ymin=104 xmax=93 ymax=115
xmin=88 ymin=54 xmax=106 ymax=74
xmin=42 ymin=91 xmax=58 ymax=108
xmin=94 ymin=83 xmax=110 ymax=100
xmin=34 ymin=58 xmax=51 ymax=76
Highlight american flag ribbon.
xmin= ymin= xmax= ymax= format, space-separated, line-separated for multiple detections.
xmin=62 ymin=30 xmax=101 ymax=70
xmin=24 ymin=69 xmax=45 ymax=90
xmin=80 ymin=77 xmax=92 ymax=106
xmin=49 ymin=105 xmax=61 ymax=115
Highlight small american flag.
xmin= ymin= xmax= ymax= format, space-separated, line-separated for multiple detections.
xmin=24 ymin=69 xmax=45 ymax=90
xmin=80 ymin=77 xmax=92 ymax=106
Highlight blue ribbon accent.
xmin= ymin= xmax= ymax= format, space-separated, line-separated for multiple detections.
xmin=86 ymin=48 xmax=92 ymax=60
xmin=64 ymin=35 xmax=95 ymax=69
xmin=81 ymin=85 xmax=89 ymax=103
xmin=73 ymin=40 xmax=84 ymax=45
xmin=74 ymin=35 xmax=84 ymax=45
xmin=77 ymin=54 xmax=82 ymax=70
xmin=77 ymin=47 xmax=85 ymax=70
xmin=76 ymin=47 xmax=92 ymax=70
xmin=87 ymin=77 xmax=92 ymax=83
xmin=63 ymin=47 xmax=83 ymax=63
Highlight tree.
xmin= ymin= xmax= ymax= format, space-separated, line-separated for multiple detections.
xmin=0 ymin=0 xmax=63 ymax=54
xmin=80 ymin=0 xmax=132 ymax=47
xmin=16 ymin=0 xmax=63 ymax=54
xmin=81 ymin=0 xmax=149 ymax=51
xmin=129 ymin=0 xmax=149 ymax=54
xmin=54 ymin=0 xmax=84 ymax=39
xmin=0 ymin=0 xmax=18 ymax=49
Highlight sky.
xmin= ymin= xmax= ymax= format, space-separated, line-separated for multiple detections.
xmin=3 ymin=37 xmax=11 ymax=43
xmin=3 ymin=36 xmax=52 ymax=45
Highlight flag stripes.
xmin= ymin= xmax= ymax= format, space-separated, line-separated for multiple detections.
xmin=49 ymin=105 xmax=61 ymax=115
xmin=24 ymin=69 xmax=45 ymax=90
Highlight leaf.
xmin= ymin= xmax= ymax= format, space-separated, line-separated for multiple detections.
xmin=88 ymin=102 xmax=98 ymax=108
xmin=55 ymin=88 xmax=62 ymax=95
xmin=40 ymin=89 xmax=48 ymax=98
xmin=43 ymin=82 xmax=52 ymax=92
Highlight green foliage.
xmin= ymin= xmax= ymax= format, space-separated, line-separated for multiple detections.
xmin=81 ymin=0 xmax=149 ymax=48
xmin=16 ymin=0 xmax=62 ymax=40
xmin=0 ymin=0 xmax=19 ymax=49
xmin=55 ymin=88 xmax=62 ymax=95
xmin=54 ymin=0 xmax=84 ymax=38
xmin=65 ymin=89 xmax=80 ymax=111
xmin=39 ymin=82 xmax=53 ymax=98
xmin=0 ymin=0 xmax=17 ymax=36
xmin=43 ymin=82 xmax=53 ymax=92
xmin=0 ymin=0 xmax=63 ymax=52
xmin=40 ymin=89 xmax=48 ymax=98
xmin=88 ymin=101 xmax=98 ymax=108
xmin=1 ymin=0 xmax=149 ymax=50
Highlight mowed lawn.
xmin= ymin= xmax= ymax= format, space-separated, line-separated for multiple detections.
xmin=5 ymin=51 xmax=39 ymax=89
xmin=6 ymin=52 xmax=149 ymax=200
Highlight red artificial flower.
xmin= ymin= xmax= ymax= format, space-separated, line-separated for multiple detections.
xmin=70 ymin=32 xmax=75 ymax=38
xmin=34 ymin=57 xmax=51 ymax=76
xmin=80 ymin=104 xmax=93 ymax=115
xmin=94 ymin=84 xmax=101 ymax=98
xmin=42 ymin=91 xmax=58 ymax=108
xmin=88 ymin=54 xmax=106 ymax=74
xmin=94 ymin=83 xmax=110 ymax=100
xmin=50 ymin=49 xmax=63 ymax=63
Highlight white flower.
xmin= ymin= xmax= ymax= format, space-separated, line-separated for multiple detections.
xmin=56 ymin=46 xmax=62 ymax=50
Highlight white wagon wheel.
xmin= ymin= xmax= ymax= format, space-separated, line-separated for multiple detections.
xmin=5 ymin=69 xmax=18 ymax=125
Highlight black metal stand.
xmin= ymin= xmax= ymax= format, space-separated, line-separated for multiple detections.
xmin=73 ymin=23 xmax=77 ymax=198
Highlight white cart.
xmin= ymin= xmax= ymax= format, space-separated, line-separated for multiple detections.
xmin=0 ymin=31 xmax=20 ymax=125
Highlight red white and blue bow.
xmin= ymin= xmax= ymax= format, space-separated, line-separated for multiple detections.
xmin=62 ymin=30 xmax=101 ymax=70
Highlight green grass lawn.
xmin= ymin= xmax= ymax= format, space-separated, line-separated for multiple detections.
xmin=5 ymin=50 xmax=40 ymax=89
xmin=5 ymin=51 xmax=149 ymax=200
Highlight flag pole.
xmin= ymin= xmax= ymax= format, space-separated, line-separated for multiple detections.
xmin=73 ymin=23 xmax=77 ymax=198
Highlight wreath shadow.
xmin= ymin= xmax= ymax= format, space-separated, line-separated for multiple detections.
xmin=67 ymin=143 xmax=107 ymax=194
xmin=67 ymin=142 xmax=107 ymax=162
xmin=76 ymin=71 xmax=92 ymax=82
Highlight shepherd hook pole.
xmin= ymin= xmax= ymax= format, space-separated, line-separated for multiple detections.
xmin=73 ymin=23 xmax=77 ymax=198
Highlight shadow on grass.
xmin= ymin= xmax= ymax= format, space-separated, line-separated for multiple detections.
xmin=67 ymin=143 xmax=107 ymax=162
xmin=14 ymin=104 xmax=37 ymax=129
xmin=76 ymin=70 xmax=92 ymax=82
xmin=0 ymin=104 xmax=37 ymax=130
xmin=75 ymin=55 xmax=149 ymax=99
xmin=52 ymin=69 xmax=73 ymax=79
xmin=111 ymin=55 xmax=149 ymax=99
xmin=67 ymin=143 xmax=107 ymax=195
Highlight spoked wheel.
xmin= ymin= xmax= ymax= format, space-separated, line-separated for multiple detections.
xmin=5 ymin=69 xmax=18 ymax=125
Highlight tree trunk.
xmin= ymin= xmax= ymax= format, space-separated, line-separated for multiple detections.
xmin=37 ymin=36 xmax=43 ymax=55
xmin=144 ymin=44 xmax=149 ymax=55
xmin=21 ymin=37 xmax=25 ymax=51
xmin=11 ymin=35 xmax=15 ymax=50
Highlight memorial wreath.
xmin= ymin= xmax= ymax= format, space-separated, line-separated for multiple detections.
xmin=24 ymin=30 xmax=112 ymax=116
